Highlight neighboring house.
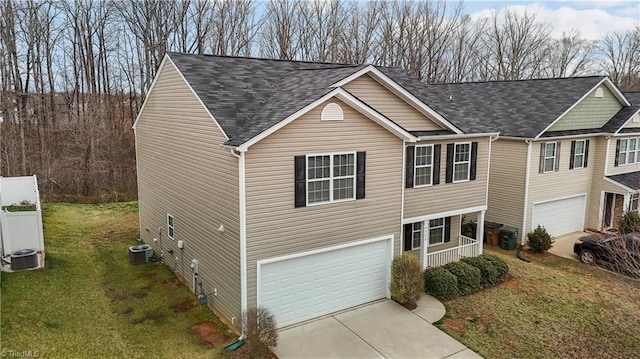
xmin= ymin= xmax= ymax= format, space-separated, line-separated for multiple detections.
xmin=133 ymin=53 xmax=495 ymax=329
xmin=429 ymin=77 xmax=640 ymax=243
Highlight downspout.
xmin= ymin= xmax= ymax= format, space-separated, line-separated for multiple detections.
xmin=230 ymin=149 xmax=248 ymax=320
xmin=521 ymin=140 xmax=533 ymax=245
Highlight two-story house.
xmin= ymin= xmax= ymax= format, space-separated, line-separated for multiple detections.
xmin=133 ymin=53 xmax=495 ymax=329
xmin=429 ymin=77 xmax=640 ymax=244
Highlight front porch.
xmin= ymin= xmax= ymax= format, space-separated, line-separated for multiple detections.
xmin=403 ymin=209 xmax=485 ymax=269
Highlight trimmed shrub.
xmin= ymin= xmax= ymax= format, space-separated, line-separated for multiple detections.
xmin=390 ymin=253 xmax=424 ymax=307
xmin=461 ymin=256 xmax=499 ymax=287
xmin=618 ymin=211 xmax=640 ymax=234
xmin=443 ymin=261 xmax=482 ymax=296
xmin=482 ymin=254 xmax=509 ymax=283
xmin=527 ymin=225 xmax=555 ymax=253
xmin=242 ymin=306 xmax=278 ymax=358
xmin=424 ymin=266 xmax=459 ymax=300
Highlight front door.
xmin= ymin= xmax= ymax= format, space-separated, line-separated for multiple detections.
xmin=604 ymin=192 xmax=614 ymax=229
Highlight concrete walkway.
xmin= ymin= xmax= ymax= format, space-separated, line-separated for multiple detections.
xmin=548 ymin=231 xmax=585 ymax=261
xmin=273 ymin=295 xmax=482 ymax=359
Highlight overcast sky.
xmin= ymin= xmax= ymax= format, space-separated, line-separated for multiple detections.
xmin=463 ymin=0 xmax=639 ymax=40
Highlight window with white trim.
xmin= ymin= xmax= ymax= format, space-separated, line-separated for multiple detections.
xmin=453 ymin=143 xmax=471 ymax=182
xmin=543 ymin=142 xmax=557 ymax=172
xmin=167 ymin=214 xmax=175 ymax=240
xmin=631 ymin=193 xmax=639 ymax=211
xmin=573 ymin=140 xmax=587 ymax=168
xmin=629 ymin=139 xmax=638 ymax=163
xmin=414 ymin=145 xmax=433 ymax=186
xmin=618 ymin=139 xmax=629 ymax=165
xmin=411 ymin=222 xmax=422 ymax=250
xmin=307 ymin=153 xmax=355 ymax=205
xmin=428 ymin=218 xmax=445 ymax=246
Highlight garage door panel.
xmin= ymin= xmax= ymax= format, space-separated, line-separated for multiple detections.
xmin=532 ymin=195 xmax=586 ymax=237
xmin=259 ymin=238 xmax=391 ymax=328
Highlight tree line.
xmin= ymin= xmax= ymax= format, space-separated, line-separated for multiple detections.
xmin=1 ymin=0 xmax=639 ymax=201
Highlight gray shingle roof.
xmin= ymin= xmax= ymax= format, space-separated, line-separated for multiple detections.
xmin=624 ymin=92 xmax=640 ymax=105
xmin=167 ymin=53 xmax=365 ymax=146
xmin=424 ymin=77 xmax=607 ymax=137
xmin=601 ymin=105 xmax=640 ymax=133
xmin=607 ymin=171 xmax=640 ymax=190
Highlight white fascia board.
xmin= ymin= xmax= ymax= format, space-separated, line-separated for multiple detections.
xmin=237 ymin=88 xmax=417 ymax=152
xmin=402 ymin=205 xmax=487 ymax=224
xmin=416 ymin=132 xmax=499 ymax=141
xmin=614 ymin=108 xmax=640 ymax=135
xmin=535 ymin=78 xmax=630 ymax=139
xmin=330 ymin=66 xmax=462 ymax=135
xmin=132 ymin=55 xmax=168 ymax=130
xmin=604 ymin=176 xmax=634 ymax=192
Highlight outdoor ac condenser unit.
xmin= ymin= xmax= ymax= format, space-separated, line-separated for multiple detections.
xmin=10 ymin=249 xmax=38 ymax=270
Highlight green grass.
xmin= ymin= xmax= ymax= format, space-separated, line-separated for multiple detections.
xmin=1 ymin=203 xmax=231 ymax=358
xmin=436 ymin=247 xmax=640 ymax=359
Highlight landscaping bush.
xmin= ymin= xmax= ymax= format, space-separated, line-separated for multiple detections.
xmin=424 ymin=266 xmax=459 ymax=300
xmin=242 ymin=306 xmax=278 ymax=358
xmin=461 ymin=256 xmax=499 ymax=287
xmin=482 ymin=254 xmax=509 ymax=283
xmin=527 ymin=225 xmax=554 ymax=253
xmin=443 ymin=261 xmax=482 ymax=296
xmin=618 ymin=211 xmax=640 ymax=234
xmin=389 ymin=253 xmax=424 ymax=308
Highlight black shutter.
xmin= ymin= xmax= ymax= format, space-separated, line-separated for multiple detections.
xmin=555 ymin=142 xmax=561 ymax=172
xmin=294 ymin=156 xmax=306 ymax=208
xmin=444 ymin=217 xmax=451 ymax=242
xmin=614 ymin=139 xmax=620 ymax=167
xmin=405 ymin=146 xmax=415 ymax=188
xmin=569 ymin=140 xmax=576 ymax=169
xmin=433 ymin=144 xmax=441 ymax=185
xmin=539 ymin=142 xmax=546 ymax=173
xmin=470 ymin=142 xmax=478 ymax=180
xmin=584 ymin=140 xmax=590 ymax=168
xmin=445 ymin=143 xmax=454 ymax=183
xmin=404 ymin=223 xmax=413 ymax=251
xmin=356 ymin=151 xmax=366 ymax=199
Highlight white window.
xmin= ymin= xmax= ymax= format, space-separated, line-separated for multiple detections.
xmin=453 ymin=143 xmax=471 ymax=182
xmin=411 ymin=222 xmax=422 ymax=250
xmin=573 ymin=140 xmax=587 ymax=169
xmin=414 ymin=145 xmax=433 ymax=186
xmin=629 ymin=139 xmax=638 ymax=164
xmin=307 ymin=153 xmax=355 ymax=205
xmin=167 ymin=214 xmax=175 ymax=240
xmin=428 ymin=218 xmax=445 ymax=246
xmin=618 ymin=139 xmax=628 ymax=165
xmin=544 ymin=142 xmax=557 ymax=172
xmin=631 ymin=194 xmax=639 ymax=211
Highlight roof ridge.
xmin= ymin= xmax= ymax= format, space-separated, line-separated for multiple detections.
xmin=430 ymin=75 xmax=606 ymax=86
xmin=167 ymin=52 xmax=359 ymax=66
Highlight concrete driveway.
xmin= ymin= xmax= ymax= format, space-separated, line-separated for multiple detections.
xmin=549 ymin=231 xmax=586 ymax=260
xmin=273 ymin=296 xmax=481 ymax=359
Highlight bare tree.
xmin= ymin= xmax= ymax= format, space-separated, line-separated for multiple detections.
xmin=544 ymin=30 xmax=596 ymax=78
xmin=599 ymin=27 xmax=640 ymax=91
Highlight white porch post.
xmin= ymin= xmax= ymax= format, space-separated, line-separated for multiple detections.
xmin=422 ymin=221 xmax=429 ymax=269
xmin=477 ymin=210 xmax=485 ymax=255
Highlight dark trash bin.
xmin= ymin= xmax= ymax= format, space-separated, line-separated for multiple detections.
xmin=499 ymin=226 xmax=519 ymax=250
xmin=485 ymin=221 xmax=503 ymax=246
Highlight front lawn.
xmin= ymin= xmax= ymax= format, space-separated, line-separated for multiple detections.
xmin=437 ymin=247 xmax=640 ymax=358
xmin=1 ymin=203 xmax=233 ymax=358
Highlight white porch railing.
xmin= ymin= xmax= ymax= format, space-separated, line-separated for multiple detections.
xmin=425 ymin=235 xmax=480 ymax=268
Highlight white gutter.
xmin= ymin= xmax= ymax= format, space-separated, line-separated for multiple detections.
xmin=521 ymin=140 xmax=533 ymax=245
xmin=416 ymin=132 xmax=500 ymax=141
xmin=230 ymin=149 xmax=248 ymax=315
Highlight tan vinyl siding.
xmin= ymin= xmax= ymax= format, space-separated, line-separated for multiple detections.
xmin=606 ymin=136 xmax=640 ymax=175
xmin=525 ymin=138 xmax=595 ymax=233
xmin=343 ymin=74 xmax=443 ymax=131
xmin=587 ymin=137 xmax=628 ymax=230
xmin=485 ymin=140 xmax=527 ymax=230
xmin=621 ymin=112 xmax=640 ymax=129
xmin=244 ymin=98 xmax=403 ymax=309
xmin=403 ymin=137 xmax=489 ymax=219
xmin=135 ymin=59 xmax=241 ymax=323
xmin=548 ymin=86 xmax=623 ymax=131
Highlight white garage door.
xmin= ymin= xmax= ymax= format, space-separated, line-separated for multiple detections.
xmin=532 ymin=195 xmax=586 ymax=236
xmin=258 ymin=237 xmax=391 ymax=328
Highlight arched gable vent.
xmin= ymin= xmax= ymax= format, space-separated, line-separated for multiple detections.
xmin=321 ymin=103 xmax=344 ymax=121
xmin=594 ymin=87 xmax=604 ymax=98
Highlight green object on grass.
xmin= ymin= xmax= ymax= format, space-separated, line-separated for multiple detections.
xmin=224 ymin=339 xmax=245 ymax=352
